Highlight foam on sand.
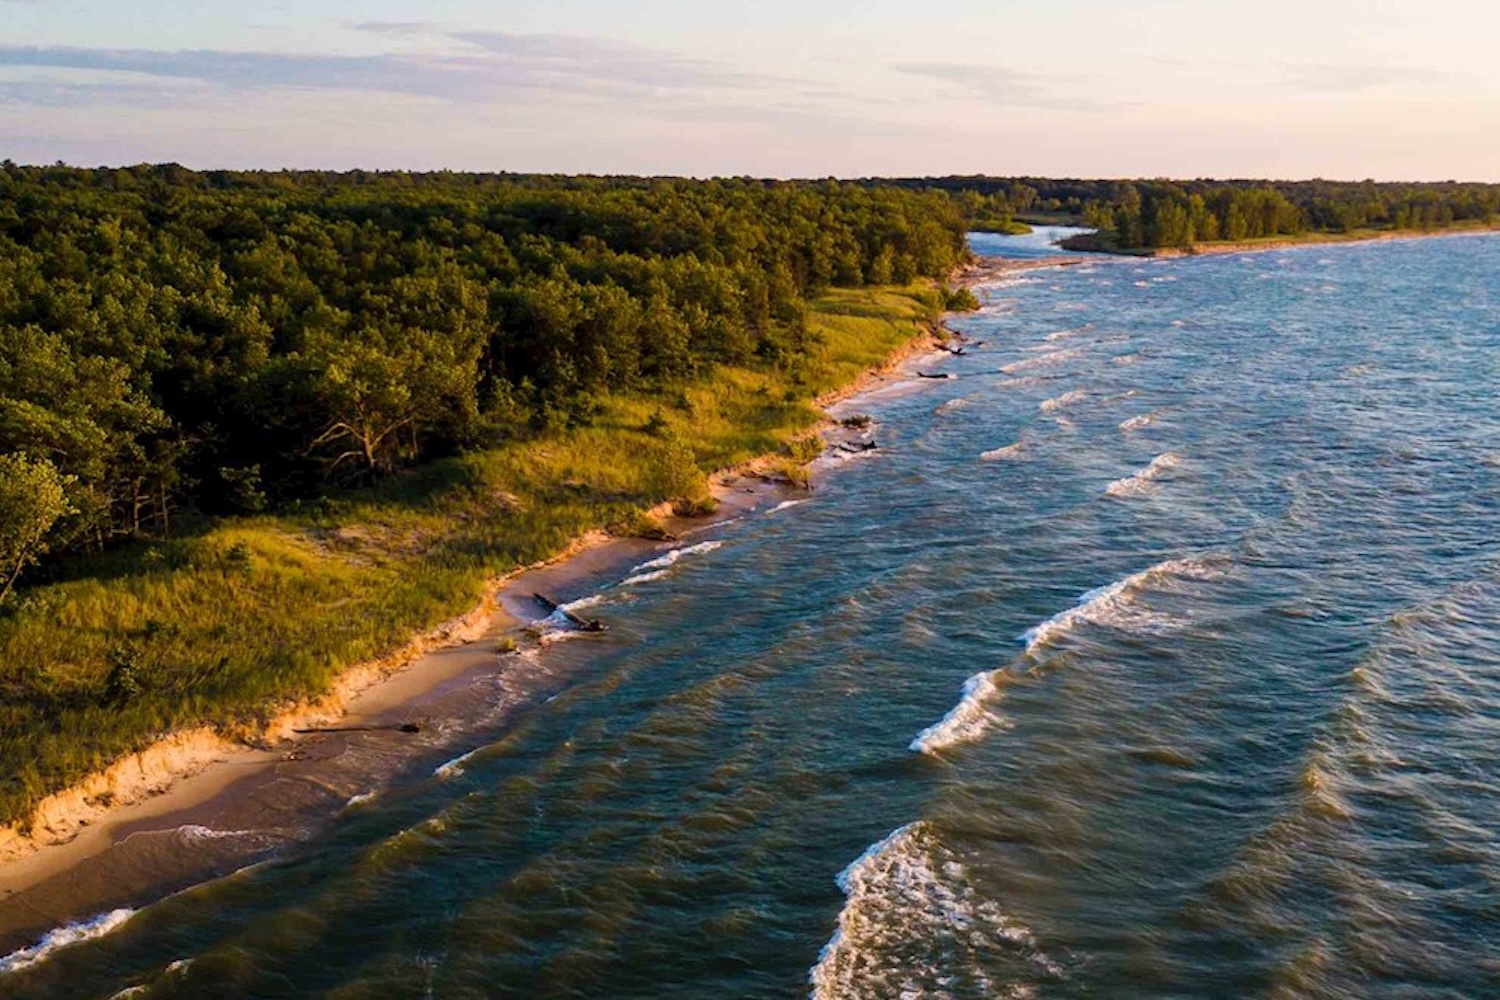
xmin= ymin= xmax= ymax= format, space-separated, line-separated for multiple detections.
xmin=1105 ymin=452 xmax=1181 ymax=497
xmin=1 ymin=909 xmax=137 ymax=976
xmin=809 ymin=821 xmax=1061 ymax=999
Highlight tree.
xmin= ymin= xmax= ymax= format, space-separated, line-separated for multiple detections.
xmin=0 ymin=452 xmax=73 ymax=607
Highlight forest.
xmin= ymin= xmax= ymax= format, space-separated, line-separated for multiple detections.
xmin=0 ymin=165 xmax=968 ymax=597
xmin=892 ymin=175 xmax=1500 ymax=249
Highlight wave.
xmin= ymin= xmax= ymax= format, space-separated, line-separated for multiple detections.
xmin=1 ymin=908 xmax=136 ymax=976
xmin=1045 ymin=323 xmax=1094 ymax=342
xmin=909 ymin=672 xmax=1010 ymax=755
xmin=628 ymin=540 xmax=724 ymax=575
xmin=434 ymin=747 xmax=480 ymax=779
xmin=768 ymin=499 xmax=809 ymax=514
xmin=178 ymin=825 xmax=256 ymax=843
xmin=1021 ymin=555 xmax=1227 ymax=656
xmin=1001 ymin=347 xmax=1083 ymax=374
xmin=1039 ymin=389 xmax=1089 ymax=413
xmin=1119 ymin=414 xmax=1154 ymax=432
xmin=980 ymin=442 xmax=1026 ymax=462
xmin=620 ymin=569 xmax=669 ymax=587
xmin=935 ymin=397 xmax=970 ymax=415
xmin=1105 ymin=452 xmax=1181 ymax=497
xmin=809 ymin=821 xmax=1061 ymax=999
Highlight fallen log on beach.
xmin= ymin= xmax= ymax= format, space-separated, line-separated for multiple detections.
xmin=533 ymin=592 xmax=609 ymax=632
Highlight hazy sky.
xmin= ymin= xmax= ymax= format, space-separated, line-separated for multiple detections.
xmin=2 ymin=0 xmax=1498 ymax=180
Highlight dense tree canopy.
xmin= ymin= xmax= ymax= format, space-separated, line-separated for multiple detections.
xmin=0 ymin=164 xmax=969 ymax=592
xmin=891 ymin=175 xmax=1500 ymax=250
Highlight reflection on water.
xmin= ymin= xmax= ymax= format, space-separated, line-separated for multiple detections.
xmin=7 ymin=233 xmax=1500 ymax=999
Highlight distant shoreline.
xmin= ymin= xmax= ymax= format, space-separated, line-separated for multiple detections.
xmin=1058 ymin=221 xmax=1500 ymax=258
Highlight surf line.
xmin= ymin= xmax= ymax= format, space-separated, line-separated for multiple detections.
xmin=909 ymin=555 xmax=1225 ymax=756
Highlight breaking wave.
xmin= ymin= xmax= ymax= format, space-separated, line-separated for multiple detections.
xmin=980 ymin=442 xmax=1026 ymax=462
xmin=628 ymin=540 xmax=725 ymax=575
xmin=1001 ymin=347 xmax=1083 ymax=374
xmin=1105 ymin=452 xmax=1181 ymax=497
xmin=434 ymin=747 xmax=481 ymax=779
xmin=1039 ymin=389 xmax=1089 ymax=413
xmin=1 ymin=909 xmax=136 ymax=976
xmin=909 ymin=672 xmax=1011 ymax=755
xmin=809 ymin=822 xmax=1061 ymax=999
xmin=1022 ymin=555 xmax=1227 ymax=656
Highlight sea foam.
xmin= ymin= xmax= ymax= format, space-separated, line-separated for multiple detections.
xmin=434 ymin=747 xmax=480 ymax=779
xmin=809 ymin=821 xmax=1060 ymax=999
xmin=0 ymin=909 xmax=136 ymax=976
xmin=1021 ymin=556 xmax=1226 ymax=655
xmin=628 ymin=540 xmax=724 ymax=575
xmin=1039 ymin=389 xmax=1089 ymax=413
xmin=1105 ymin=452 xmax=1181 ymax=497
xmin=909 ymin=556 xmax=1226 ymax=757
xmin=980 ymin=442 xmax=1026 ymax=462
xmin=909 ymin=672 xmax=1010 ymax=755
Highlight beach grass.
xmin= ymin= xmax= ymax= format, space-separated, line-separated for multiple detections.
xmin=0 ymin=284 xmax=937 ymax=829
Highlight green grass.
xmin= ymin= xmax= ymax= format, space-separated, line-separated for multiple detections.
xmin=0 ymin=285 xmax=937 ymax=829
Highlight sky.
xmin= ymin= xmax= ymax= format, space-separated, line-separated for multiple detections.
xmin=2 ymin=0 xmax=1498 ymax=180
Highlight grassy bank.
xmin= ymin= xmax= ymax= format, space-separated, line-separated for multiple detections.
xmin=0 ymin=285 xmax=943 ymax=830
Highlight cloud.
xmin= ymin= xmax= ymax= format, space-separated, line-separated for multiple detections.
xmin=1278 ymin=63 xmax=1447 ymax=92
xmin=894 ymin=62 xmax=1109 ymax=111
xmin=0 ymin=32 xmax=796 ymax=110
xmin=346 ymin=21 xmax=435 ymax=38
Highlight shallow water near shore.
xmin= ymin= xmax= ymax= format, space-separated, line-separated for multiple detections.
xmin=7 ymin=231 xmax=1500 ymax=998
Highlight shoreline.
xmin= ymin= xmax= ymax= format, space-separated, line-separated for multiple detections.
xmin=0 ymin=273 xmax=1025 ymax=955
xmin=1060 ymin=222 xmax=1500 ymax=259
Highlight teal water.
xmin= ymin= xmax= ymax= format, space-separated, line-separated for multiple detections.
xmin=6 ymin=232 xmax=1500 ymax=998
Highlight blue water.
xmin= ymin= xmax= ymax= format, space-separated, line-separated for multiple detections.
xmin=6 ymin=233 xmax=1500 ymax=998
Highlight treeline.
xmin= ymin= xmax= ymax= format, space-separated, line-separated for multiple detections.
xmin=888 ymin=175 xmax=1500 ymax=249
xmin=0 ymin=165 xmax=967 ymax=595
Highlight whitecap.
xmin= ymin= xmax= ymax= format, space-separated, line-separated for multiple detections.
xmin=628 ymin=540 xmax=725 ymax=575
xmin=1039 ymin=389 xmax=1089 ymax=413
xmin=1001 ymin=347 xmax=1083 ymax=374
xmin=1021 ymin=555 xmax=1226 ymax=656
xmin=1105 ymin=452 xmax=1181 ymax=497
xmin=808 ymin=822 xmax=1060 ymax=999
xmin=980 ymin=442 xmax=1026 ymax=462
xmin=620 ymin=569 xmax=670 ymax=587
xmin=909 ymin=672 xmax=1009 ymax=755
xmin=434 ymin=747 xmax=480 ymax=779
xmin=1119 ymin=414 xmax=1154 ymax=432
xmin=768 ymin=499 xmax=809 ymax=514
xmin=0 ymin=909 xmax=136 ymax=976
